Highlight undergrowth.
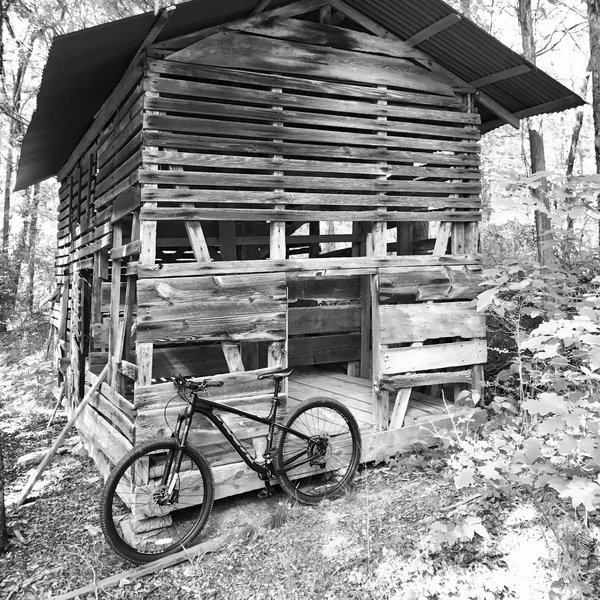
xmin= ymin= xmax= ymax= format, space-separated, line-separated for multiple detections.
xmin=425 ymin=260 xmax=600 ymax=599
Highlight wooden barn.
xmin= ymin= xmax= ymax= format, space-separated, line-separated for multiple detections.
xmin=16 ymin=0 xmax=583 ymax=499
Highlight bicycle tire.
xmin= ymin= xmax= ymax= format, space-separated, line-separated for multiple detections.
xmin=274 ymin=397 xmax=361 ymax=504
xmin=100 ymin=439 xmax=214 ymax=563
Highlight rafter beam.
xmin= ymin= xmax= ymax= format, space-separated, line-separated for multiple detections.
xmin=406 ymin=14 xmax=462 ymax=45
xmin=477 ymin=91 xmax=520 ymax=129
xmin=481 ymin=95 xmax=583 ymax=133
xmin=469 ymin=64 xmax=530 ymax=88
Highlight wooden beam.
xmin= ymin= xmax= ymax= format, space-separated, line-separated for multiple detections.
xmin=477 ymin=91 xmax=520 ymax=129
xmin=131 ymin=255 xmax=481 ymax=279
xmin=513 ymin=96 xmax=585 ymax=120
xmin=406 ymin=14 xmax=462 ymax=45
xmin=469 ymin=64 xmax=530 ymax=88
xmin=139 ymin=207 xmax=482 ymax=223
xmin=16 ymin=365 xmax=109 ymax=508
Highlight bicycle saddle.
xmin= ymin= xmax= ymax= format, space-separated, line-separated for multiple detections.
xmin=257 ymin=368 xmax=294 ymax=381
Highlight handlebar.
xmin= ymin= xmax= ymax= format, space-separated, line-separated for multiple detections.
xmin=174 ymin=374 xmax=224 ymax=393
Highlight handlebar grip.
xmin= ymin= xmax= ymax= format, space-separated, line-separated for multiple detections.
xmin=205 ymin=380 xmax=224 ymax=387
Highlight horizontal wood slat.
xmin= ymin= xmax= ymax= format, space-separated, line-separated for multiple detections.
xmin=144 ymin=96 xmax=480 ymax=138
xmin=132 ymin=255 xmax=480 ymax=279
xmin=141 ymin=150 xmax=481 ymax=178
xmin=144 ymin=115 xmax=480 ymax=153
xmin=379 ymin=302 xmax=486 ymax=344
xmin=140 ymin=189 xmax=480 ymax=210
xmin=381 ymin=339 xmax=487 ymax=375
xmin=139 ymin=206 xmax=481 ymax=223
xmin=289 ymin=305 xmax=360 ymax=335
xmin=143 ymin=131 xmax=480 ymax=166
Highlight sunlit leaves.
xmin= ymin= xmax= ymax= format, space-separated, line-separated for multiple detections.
xmin=522 ymin=393 xmax=567 ymax=416
xmin=558 ymin=478 xmax=600 ymax=512
xmin=454 ymin=468 xmax=476 ymax=490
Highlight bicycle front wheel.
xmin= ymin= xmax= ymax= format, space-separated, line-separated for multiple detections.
xmin=275 ymin=397 xmax=361 ymax=504
xmin=100 ymin=440 xmax=214 ymax=563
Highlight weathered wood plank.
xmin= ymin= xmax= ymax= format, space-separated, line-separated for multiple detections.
xmin=133 ymin=367 xmax=279 ymax=410
xmin=111 ymin=240 xmax=141 ymax=260
xmin=143 ymin=131 xmax=480 ymax=166
xmin=139 ymin=206 xmax=481 ymax=223
xmin=141 ymin=150 xmax=481 ymax=179
xmin=140 ymin=190 xmax=479 ymax=210
xmin=379 ymin=265 xmax=483 ymax=303
xmin=143 ymin=97 xmax=480 ymax=139
xmin=111 ymin=186 xmax=140 ymax=224
xmin=381 ymin=369 xmax=472 ymax=388
xmin=132 ymin=255 xmax=480 ymax=279
xmin=168 ymin=31 xmax=456 ymax=93
xmin=379 ymin=302 xmax=486 ymax=344
xmin=76 ymin=403 xmax=133 ymax=468
xmin=144 ymin=115 xmax=480 ymax=153
xmin=287 ymin=276 xmax=360 ymax=302
xmin=289 ymin=305 xmax=360 ymax=335
xmin=137 ymin=273 xmax=287 ymax=345
xmin=146 ymin=81 xmax=473 ymax=127
xmin=381 ymin=340 xmax=487 ymax=376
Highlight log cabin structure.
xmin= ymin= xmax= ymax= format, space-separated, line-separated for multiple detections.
xmin=16 ymin=0 xmax=583 ymax=499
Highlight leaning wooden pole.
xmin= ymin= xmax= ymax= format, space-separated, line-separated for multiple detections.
xmin=15 ymin=364 xmax=109 ymax=509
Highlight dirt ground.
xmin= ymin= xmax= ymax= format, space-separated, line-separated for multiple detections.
xmin=1 ymin=347 xmax=598 ymax=600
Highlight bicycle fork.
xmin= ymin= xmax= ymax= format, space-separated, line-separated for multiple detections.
xmin=160 ymin=409 xmax=194 ymax=502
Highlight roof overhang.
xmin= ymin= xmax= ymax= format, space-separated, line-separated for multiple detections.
xmin=15 ymin=0 xmax=585 ymax=190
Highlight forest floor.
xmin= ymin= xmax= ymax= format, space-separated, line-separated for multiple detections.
xmin=0 ymin=330 xmax=598 ymax=600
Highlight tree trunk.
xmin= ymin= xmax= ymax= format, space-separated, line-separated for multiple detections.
xmin=587 ymin=0 xmax=600 ymax=244
xmin=566 ymin=74 xmax=590 ymax=178
xmin=0 ymin=432 xmax=7 ymax=554
xmin=566 ymin=74 xmax=590 ymax=234
xmin=2 ymin=140 xmax=13 ymax=255
xmin=518 ymin=0 xmax=553 ymax=265
xmin=24 ymin=184 xmax=40 ymax=313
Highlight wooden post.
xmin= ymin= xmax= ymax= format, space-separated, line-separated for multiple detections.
xmin=136 ymin=206 xmax=156 ymax=388
xmin=372 ymin=86 xmax=389 ymax=430
xmin=269 ymin=86 xmax=286 ymax=370
xmin=109 ymin=222 xmax=123 ymax=388
xmin=16 ymin=365 xmax=109 ymax=509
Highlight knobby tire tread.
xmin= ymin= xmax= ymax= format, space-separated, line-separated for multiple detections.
xmin=100 ymin=439 xmax=214 ymax=564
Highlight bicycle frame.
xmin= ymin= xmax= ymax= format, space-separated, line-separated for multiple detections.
xmin=169 ymin=389 xmax=317 ymax=480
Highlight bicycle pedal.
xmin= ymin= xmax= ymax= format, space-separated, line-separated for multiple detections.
xmin=257 ymin=489 xmax=270 ymax=500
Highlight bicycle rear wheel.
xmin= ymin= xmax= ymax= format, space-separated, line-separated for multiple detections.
xmin=100 ymin=440 xmax=214 ymax=563
xmin=275 ymin=397 xmax=361 ymax=504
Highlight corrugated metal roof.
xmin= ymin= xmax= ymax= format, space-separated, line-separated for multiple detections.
xmin=15 ymin=0 xmax=585 ymax=190
xmin=346 ymin=0 xmax=583 ymax=124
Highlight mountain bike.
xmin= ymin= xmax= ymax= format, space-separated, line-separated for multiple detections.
xmin=100 ymin=368 xmax=361 ymax=563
